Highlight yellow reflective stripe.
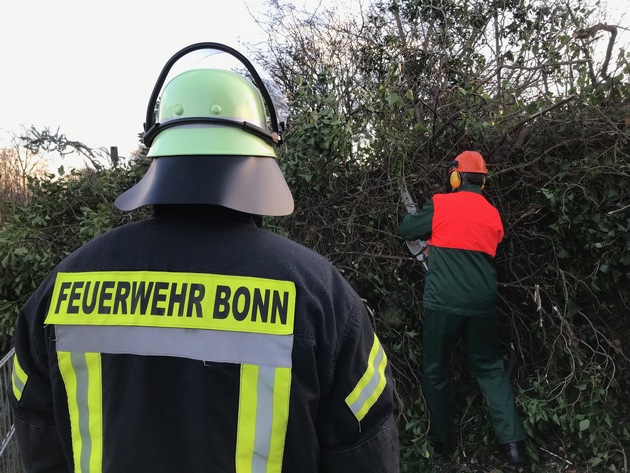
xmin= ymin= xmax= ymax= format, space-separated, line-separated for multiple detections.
xmin=58 ymin=352 xmax=80 ymax=472
xmin=345 ymin=334 xmax=388 ymax=421
xmin=237 ymin=365 xmax=291 ymax=473
xmin=268 ymin=367 xmax=291 ymax=472
xmin=237 ymin=364 xmax=258 ymax=473
xmin=12 ymin=354 xmax=28 ymax=401
xmin=58 ymin=352 xmax=103 ymax=473
xmin=45 ymin=271 xmax=295 ymax=336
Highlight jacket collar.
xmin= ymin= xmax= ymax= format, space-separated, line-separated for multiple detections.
xmin=455 ymin=183 xmax=483 ymax=194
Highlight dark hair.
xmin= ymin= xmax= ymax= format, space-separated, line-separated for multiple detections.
xmin=461 ymin=172 xmax=486 ymax=186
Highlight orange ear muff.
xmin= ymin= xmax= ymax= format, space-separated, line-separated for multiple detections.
xmin=450 ymin=170 xmax=462 ymax=189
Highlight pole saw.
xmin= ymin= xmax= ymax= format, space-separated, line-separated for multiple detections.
xmin=400 ymin=187 xmax=428 ymax=270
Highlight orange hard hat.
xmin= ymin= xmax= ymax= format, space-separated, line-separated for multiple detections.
xmin=449 ymin=150 xmax=488 ymax=174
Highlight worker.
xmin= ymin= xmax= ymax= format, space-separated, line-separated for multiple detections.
xmin=10 ymin=42 xmax=400 ymax=473
xmin=398 ymin=151 xmax=527 ymax=465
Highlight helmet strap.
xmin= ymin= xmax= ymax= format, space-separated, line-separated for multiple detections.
xmin=143 ymin=116 xmax=279 ymax=148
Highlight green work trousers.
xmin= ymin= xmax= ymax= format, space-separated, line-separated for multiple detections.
xmin=422 ymin=308 xmax=526 ymax=444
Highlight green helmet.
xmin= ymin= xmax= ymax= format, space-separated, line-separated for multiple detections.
xmin=115 ymin=42 xmax=294 ymax=216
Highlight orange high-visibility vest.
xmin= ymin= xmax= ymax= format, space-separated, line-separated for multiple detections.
xmin=430 ymin=192 xmax=504 ymax=257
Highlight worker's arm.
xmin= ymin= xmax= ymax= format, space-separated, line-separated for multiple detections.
xmin=318 ymin=298 xmax=400 ymax=473
xmin=10 ymin=292 xmax=70 ymax=473
xmin=398 ymin=198 xmax=434 ymax=241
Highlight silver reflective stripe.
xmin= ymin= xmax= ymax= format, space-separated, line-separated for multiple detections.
xmin=13 ymin=366 xmax=24 ymax=392
xmin=252 ymin=366 xmax=275 ymax=472
xmin=347 ymin=346 xmax=385 ymax=417
xmin=12 ymin=366 xmax=25 ymax=398
xmin=55 ymin=325 xmax=293 ymax=368
xmin=72 ymin=352 xmax=93 ymax=473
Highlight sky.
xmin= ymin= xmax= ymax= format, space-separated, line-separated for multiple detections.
xmin=0 ymin=0 xmax=628 ymax=171
xmin=0 ymin=0 xmax=273 ymax=167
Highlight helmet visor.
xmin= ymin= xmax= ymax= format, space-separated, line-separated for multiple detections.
xmin=115 ymin=155 xmax=294 ymax=216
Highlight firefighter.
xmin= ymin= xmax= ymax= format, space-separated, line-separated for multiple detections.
xmin=10 ymin=43 xmax=400 ymax=473
xmin=398 ymin=151 xmax=527 ymax=465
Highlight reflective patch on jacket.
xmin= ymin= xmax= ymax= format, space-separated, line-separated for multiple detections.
xmin=237 ymin=364 xmax=291 ymax=472
xmin=12 ymin=353 xmax=28 ymax=401
xmin=47 ymin=270 xmax=297 ymax=473
xmin=45 ymin=270 xmax=296 ymax=335
xmin=57 ymin=352 xmax=103 ymax=473
xmin=345 ymin=334 xmax=388 ymax=421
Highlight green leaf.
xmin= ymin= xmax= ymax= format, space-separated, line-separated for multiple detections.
xmin=386 ymin=93 xmax=403 ymax=106
xmin=557 ymin=248 xmax=569 ymax=258
xmin=579 ymin=419 xmax=590 ymax=431
xmin=298 ymin=173 xmax=313 ymax=182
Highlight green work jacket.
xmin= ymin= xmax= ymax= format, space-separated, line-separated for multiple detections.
xmin=399 ymin=185 xmax=504 ymax=316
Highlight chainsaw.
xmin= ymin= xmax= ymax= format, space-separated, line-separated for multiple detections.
xmin=400 ymin=187 xmax=428 ymax=270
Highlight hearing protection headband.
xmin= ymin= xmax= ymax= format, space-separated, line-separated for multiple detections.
xmin=142 ymin=42 xmax=282 ymax=148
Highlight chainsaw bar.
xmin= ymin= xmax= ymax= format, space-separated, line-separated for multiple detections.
xmin=400 ymin=187 xmax=428 ymax=269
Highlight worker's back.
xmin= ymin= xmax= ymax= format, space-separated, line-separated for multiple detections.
xmin=12 ymin=206 xmax=399 ymax=472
